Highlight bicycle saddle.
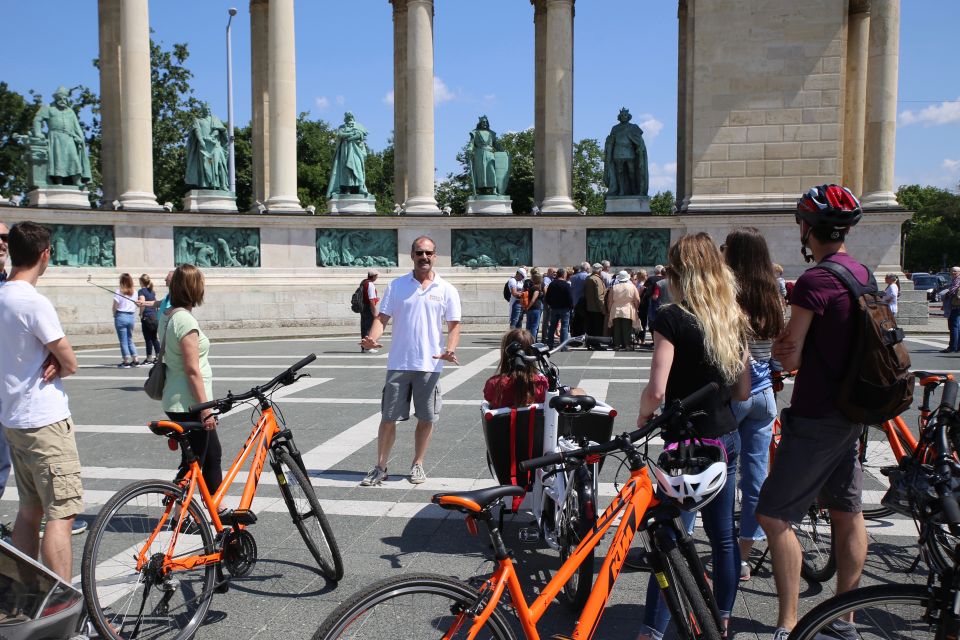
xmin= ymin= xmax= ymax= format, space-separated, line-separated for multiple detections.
xmin=550 ymin=394 xmax=597 ymax=415
xmin=915 ymin=371 xmax=952 ymax=383
xmin=432 ymin=486 xmax=525 ymax=514
xmin=148 ymin=420 xmax=204 ymax=438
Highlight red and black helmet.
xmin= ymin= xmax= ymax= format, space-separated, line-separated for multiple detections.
xmin=796 ymin=184 xmax=862 ymax=230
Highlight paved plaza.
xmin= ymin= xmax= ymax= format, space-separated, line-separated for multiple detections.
xmin=2 ymin=331 xmax=957 ymax=639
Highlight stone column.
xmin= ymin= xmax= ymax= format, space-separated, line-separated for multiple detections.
xmin=843 ymin=0 xmax=870 ymax=198
xmin=861 ymin=0 xmax=900 ymax=208
xmin=118 ymin=0 xmax=161 ymax=210
xmin=404 ymin=0 xmax=440 ymax=214
xmin=250 ymin=0 xmax=270 ymax=210
xmin=392 ymin=0 xmax=408 ymax=207
xmin=532 ymin=0 xmax=546 ymax=207
xmin=265 ymin=0 xmax=303 ymax=213
xmin=97 ymin=0 xmax=122 ymax=207
xmin=540 ymin=0 xmax=576 ymax=214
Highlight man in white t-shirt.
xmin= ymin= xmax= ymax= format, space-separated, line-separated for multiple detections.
xmin=0 ymin=222 xmax=80 ymax=579
xmin=359 ymin=236 xmax=461 ymax=486
xmin=508 ymin=268 xmax=526 ymax=328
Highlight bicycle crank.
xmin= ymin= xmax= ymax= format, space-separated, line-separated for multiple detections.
xmin=223 ymin=529 xmax=258 ymax=578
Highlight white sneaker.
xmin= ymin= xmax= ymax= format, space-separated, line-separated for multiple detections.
xmin=367 ymin=348 xmax=380 ymax=354
xmin=409 ymin=463 xmax=427 ymax=484
xmin=772 ymin=628 xmax=790 ymax=640
xmin=360 ymin=466 xmax=388 ymax=486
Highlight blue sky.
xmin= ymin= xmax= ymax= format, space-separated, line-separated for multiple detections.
xmin=2 ymin=1 xmax=958 ymax=193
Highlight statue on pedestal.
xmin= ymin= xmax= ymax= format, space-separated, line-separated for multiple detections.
xmin=467 ymin=115 xmax=510 ymax=196
xmin=326 ymin=112 xmax=369 ymax=197
xmin=603 ymin=108 xmax=649 ymax=197
xmin=185 ymin=104 xmax=230 ymax=192
xmin=27 ymin=86 xmax=92 ymax=188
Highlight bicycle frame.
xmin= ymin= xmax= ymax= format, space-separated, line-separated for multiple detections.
xmin=467 ymin=467 xmax=660 ymax=639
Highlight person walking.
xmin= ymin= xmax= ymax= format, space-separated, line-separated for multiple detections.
xmin=635 ymin=233 xmax=749 ymax=640
xmin=360 ymin=270 xmax=381 ymax=353
xmin=569 ymin=262 xmax=590 ymax=335
xmin=524 ymin=269 xmax=545 ymax=342
xmin=113 ymin=273 xmax=141 ymax=368
xmin=544 ymin=267 xmax=573 ymax=348
xmin=507 ymin=268 xmax=527 ymax=329
xmin=942 ymin=266 xmax=960 ymax=353
xmin=759 ymin=185 xmax=870 ymax=640
xmin=606 ymin=270 xmax=640 ymax=350
xmin=0 ymin=222 xmax=82 ymax=580
xmin=359 ymin=236 xmax=461 ymax=486
xmin=722 ymin=227 xmax=785 ymax=580
xmin=583 ymin=263 xmax=607 ymax=339
xmin=137 ymin=274 xmax=161 ymax=364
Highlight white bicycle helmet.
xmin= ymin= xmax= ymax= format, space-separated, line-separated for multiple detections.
xmin=650 ymin=439 xmax=728 ymax=512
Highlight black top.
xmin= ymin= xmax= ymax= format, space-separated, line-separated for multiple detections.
xmin=524 ymin=279 xmax=545 ymax=310
xmin=138 ymin=288 xmax=157 ymax=319
xmin=544 ymin=279 xmax=574 ymax=309
xmin=652 ymin=304 xmax=736 ymax=441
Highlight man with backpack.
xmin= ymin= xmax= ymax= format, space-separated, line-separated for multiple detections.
xmin=759 ymin=185 xmax=910 ymax=640
xmin=359 ymin=270 xmax=380 ymax=353
xmin=506 ymin=268 xmax=527 ymax=329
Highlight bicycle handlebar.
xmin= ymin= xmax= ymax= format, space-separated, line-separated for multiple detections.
xmin=518 ymin=382 xmax=719 ymax=472
xmin=189 ymin=353 xmax=317 ymax=413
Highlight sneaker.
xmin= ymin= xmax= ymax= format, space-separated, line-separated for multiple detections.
xmin=367 ymin=349 xmax=380 ymax=354
xmin=360 ymin=465 xmax=388 ymax=486
xmin=772 ymin=628 xmax=790 ymax=640
xmin=38 ymin=518 xmax=87 ymax=538
xmin=740 ymin=560 xmax=751 ymax=581
xmin=118 ymin=362 xmax=131 ymax=369
xmin=0 ymin=522 xmax=12 ymax=543
xmin=131 ymin=360 xmax=142 ymax=368
xmin=821 ymin=620 xmax=858 ymax=640
xmin=409 ymin=463 xmax=427 ymax=484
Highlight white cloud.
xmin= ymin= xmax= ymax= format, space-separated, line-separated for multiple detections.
xmin=649 ymin=161 xmax=677 ymax=192
xmin=382 ymin=90 xmax=394 ymax=105
xmin=314 ymin=96 xmax=329 ymax=110
xmin=434 ymin=76 xmax=456 ymax=105
xmin=899 ymin=98 xmax=960 ymax=126
xmin=637 ymin=114 xmax=664 ymax=138
xmin=943 ymin=158 xmax=960 ymax=173
xmin=335 ymin=95 xmax=345 ymax=106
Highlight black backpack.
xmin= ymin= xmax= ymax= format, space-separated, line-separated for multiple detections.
xmin=503 ymin=280 xmax=512 ymax=302
xmin=350 ymin=280 xmax=366 ymax=313
xmin=818 ymin=260 xmax=914 ymax=424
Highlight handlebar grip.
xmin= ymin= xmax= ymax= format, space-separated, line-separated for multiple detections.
xmin=679 ymin=382 xmax=720 ymax=411
xmin=189 ymin=399 xmax=220 ymax=413
xmin=518 ymin=451 xmax=564 ymax=473
xmin=940 ymin=492 xmax=960 ymax=532
xmin=940 ymin=380 xmax=959 ymax=412
xmin=290 ymin=353 xmax=317 ymax=373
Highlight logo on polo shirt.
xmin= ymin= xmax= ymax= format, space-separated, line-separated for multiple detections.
xmin=429 ymin=294 xmax=443 ymax=302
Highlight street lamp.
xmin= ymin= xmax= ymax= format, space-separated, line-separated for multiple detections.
xmin=226 ymin=7 xmax=238 ymax=194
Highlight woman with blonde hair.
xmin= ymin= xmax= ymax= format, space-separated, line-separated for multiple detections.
xmin=113 ymin=272 xmax=141 ymax=368
xmin=636 ymin=233 xmax=750 ymax=640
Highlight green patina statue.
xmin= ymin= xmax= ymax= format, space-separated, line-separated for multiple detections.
xmin=603 ymin=108 xmax=649 ymax=197
xmin=185 ymin=104 xmax=230 ymax=192
xmin=174 ymin=227 xmax=260 ymax=268
xmin=467 ymin=116 xmax=510 ymax=196
xmin=315 ymin=229 xmax=397 ymax=267
xmin=44 ymin=224 xmax=115 ymax=267
xmin=326 ymin=112 xmax=370 ymax=198
xmin=27 ymin=86 xmax=92 ymax=188
xmin=452 ymin=229 xmax=531 ymax=267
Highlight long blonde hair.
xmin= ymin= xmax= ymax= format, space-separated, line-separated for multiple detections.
xmin=667 ymin=233 xmax=746 ymax=384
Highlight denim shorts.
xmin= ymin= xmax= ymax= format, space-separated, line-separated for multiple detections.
xmin=381 ymin=370 xmax=442 ymax=423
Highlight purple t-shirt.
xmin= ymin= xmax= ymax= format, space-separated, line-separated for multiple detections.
xmin=789 ymin=252 xmax=870 ymax=418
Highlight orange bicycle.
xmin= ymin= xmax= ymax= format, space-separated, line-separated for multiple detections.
xmin=81 ymin=355 xmax=343 ymax=640
xmin=314 ymin=383 xmax=726 ymax=640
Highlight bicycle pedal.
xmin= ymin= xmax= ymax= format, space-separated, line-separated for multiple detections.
xmin=221 ymin=509 xmax=257 ymax=526
xmin=518 ymin=527 xmax=540 ymax=543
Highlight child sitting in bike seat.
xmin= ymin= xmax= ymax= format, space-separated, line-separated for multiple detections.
xmin=483 ymin=329 xmax=548 ymax=409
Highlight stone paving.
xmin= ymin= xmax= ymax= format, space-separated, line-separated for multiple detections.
xmin=2 ymin=331 xmax=958 ymax=639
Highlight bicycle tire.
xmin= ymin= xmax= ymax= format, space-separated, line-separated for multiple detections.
xmin=795 ymin=505 xmax=836 ymax=583
xmin=658 ymin=544 xmax=722 ymax=640
xmin=312 ymin=573 xmax=516 ymax=640
xmin=274 ymin=448 xmax=344 ymax=581
xmin=559 ymin=477 xmax=595 ymax=610
xmin=789 ymin=583 xmax=938 ymax=640
xmin=81 ymin=480 xmax=216 ymax=640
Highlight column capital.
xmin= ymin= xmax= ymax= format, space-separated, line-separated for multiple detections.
xmin=250 ymin=0 xmax=268 ymax=7
xmin=389 ymin=0 xmax=408 ymax=11
xmin=849 ymin=0 xmax=871 ymax=15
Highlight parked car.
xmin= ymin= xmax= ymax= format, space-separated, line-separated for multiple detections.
xmin=911 ymin=274 xmax=947 ymax=302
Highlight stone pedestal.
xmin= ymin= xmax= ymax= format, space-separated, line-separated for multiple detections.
xmin=328 ymin=194 xmax=377 ymax=214
xmin=182 ymin=190 xmax=239 ymax=213
xmin=605 ymin=196 xmax=651 ymax=215
xmin=27 ymin=187 xmax=91 ymax=209
xmin=466 ymin=196 xmax=513 ymax=215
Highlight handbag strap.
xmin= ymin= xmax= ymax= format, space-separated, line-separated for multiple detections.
xmin=156 ymin=308 xmax=187 ymax=362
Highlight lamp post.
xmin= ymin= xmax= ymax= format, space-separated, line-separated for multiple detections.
xmin=226 ymin=7 xmax=238 ymax=194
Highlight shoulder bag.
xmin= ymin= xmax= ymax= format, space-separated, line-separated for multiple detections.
xmin=143 ymin=308 xmax=186 ymax=400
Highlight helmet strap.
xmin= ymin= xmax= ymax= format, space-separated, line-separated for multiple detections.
xmin=800 ymin=226 xmax=815 ymax=263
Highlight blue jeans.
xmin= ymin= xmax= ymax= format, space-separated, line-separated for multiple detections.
xmin=733 ymin=387 xmax=777 ymax=540
xmin=640 ymin=430 xmax=741 ymax=638
xmin=0 ymin=429 xmax=10 ymax=499
xmin=949 ymin=308 xmax=960 ymax=351
xmin=114 ymin=312 xmax=138 ymax=359
xmin=525 ymin=307 xmax=543 ymax=342
xmin=509 ymin=303 xmax=524 ymax=329
xmin=547 ymin=308 xmax=571 ymax=348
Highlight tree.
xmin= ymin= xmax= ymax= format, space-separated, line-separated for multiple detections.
xmin=295 ymin=113 xmax=336 ymax=210
xmin=233 ymin=124 xmax=253 ymax=211
xmin=896 ymin=183 xmax=960 ymax=272
xmin=572 ymin=138 xmax=605 ymax=214
xmin=650 ymin=190 xmax=676 ymax=215
xmin=499 ymin=129 xmax=535 ymax=213
xmin=0 ymin=83 xmax=41 ymax=198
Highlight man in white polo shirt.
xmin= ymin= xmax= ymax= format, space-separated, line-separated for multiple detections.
xmin=358 ymin=235 xmax=461 ymax=485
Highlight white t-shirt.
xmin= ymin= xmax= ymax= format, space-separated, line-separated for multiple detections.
xmin=0 ymin=281 xmax=71 ymax=429
xmin=508 ymin=277 xmax=524 ymax=308
xmin=380 ymin=272 xmax=462 ymax=372
xmin=365 ymin=281 xmax=378 ymax=303
xmin=114 ymin=290 xmax=137 ymax=313
xmin=884 ymin=283 xmax=899 ymax=315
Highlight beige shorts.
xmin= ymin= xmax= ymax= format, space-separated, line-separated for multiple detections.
xmin=4 ymin=417 xmax=84 ymax=520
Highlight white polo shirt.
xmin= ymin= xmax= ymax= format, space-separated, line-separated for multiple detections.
xmin=0 ymin=281 xmax=71 ymax=429
xmin=380 ymin=272 xmax=462 ymax=373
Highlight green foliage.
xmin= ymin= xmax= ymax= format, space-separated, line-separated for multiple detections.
xmin=650 ymin=190 xmax=676 ymax=215
xmin=896 ymin=183 xmax=960 ymax=272
xmin=295 ymin=114 xmax=336 ymax=210
xmin=233 ymin=124 xmax=253 ymax=211
xmin=0 ymin=82 xmax=41 ymax=198
xmin=435 ymin=144 xmax=472 ymax=214
xmin=499 ymin=129 xmax=535 ymax=213
xmin=573 ymin=138 xmax=605 ymax=214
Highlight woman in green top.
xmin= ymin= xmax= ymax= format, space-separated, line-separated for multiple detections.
xmin=161 ymin=264 xmax=222 ymax=492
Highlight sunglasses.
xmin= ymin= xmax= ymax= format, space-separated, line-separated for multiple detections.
xmin=414 ymin=250 xmax=435 ymax=257
xmin=0 ymin=234 xmax=7 ymax=242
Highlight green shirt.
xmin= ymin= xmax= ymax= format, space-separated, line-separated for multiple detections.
xmin=161 ymin=309 xmax=213 ymax=413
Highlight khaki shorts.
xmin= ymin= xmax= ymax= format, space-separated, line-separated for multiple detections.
xmin=4 ymin=417 xmax=84 ymax=520
xmin=381 ymin=370 xmax=442 ymax=423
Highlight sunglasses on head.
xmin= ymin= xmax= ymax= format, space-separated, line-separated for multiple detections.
xmin=414 ymin=250 xmax=435 ymax=257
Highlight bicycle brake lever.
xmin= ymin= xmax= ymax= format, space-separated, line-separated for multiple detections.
xmin=294 ymin=373 xmax=311 ymax=382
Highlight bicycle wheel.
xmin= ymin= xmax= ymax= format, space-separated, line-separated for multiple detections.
xmin=795 ymin=505 xmax=836 ymax=582
xmin=659 ymin=545 xmax=722 ymax=640
xmin=273 ymin=448 xmax=344 ymax=581
xmin=312 ymin=573 xmax=516 ymax=640
xmin=559 ymin=477 xmax=595 ymax=610
xmin=790 ymin=584 xmax=938 ymax=640
xmin=81 ymin=480 xmax=216 ymax=640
